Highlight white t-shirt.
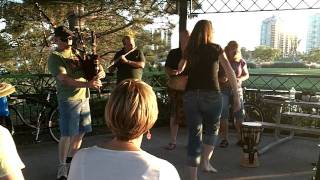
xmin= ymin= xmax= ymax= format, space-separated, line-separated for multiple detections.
xmin=0 ymin=125 xmax=25 ymax=177
xmin=68 ymin=146 xmax=180 ymax=180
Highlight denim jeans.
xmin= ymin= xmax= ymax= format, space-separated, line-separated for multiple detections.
xmin=183 ymin=90 xmax=222 ymax=167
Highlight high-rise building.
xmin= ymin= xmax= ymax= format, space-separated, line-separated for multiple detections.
xmin=306 ymin=14 xmax=320 ymax=52
xmin=260 ymin=15 xmax=298 ymax=57
xmin=280 ymin=33 xmax=299 ymax=57
xmin=260 ymin=15 xmax=283 ymax=49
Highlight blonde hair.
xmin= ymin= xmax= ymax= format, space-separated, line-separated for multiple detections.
xmin=225 ymin=41 xmax=242 ymax=62
xmin=185 ymin=20 xmax=214 ymax=62
xmin=105 ymin=79 xmax=158 ymax=141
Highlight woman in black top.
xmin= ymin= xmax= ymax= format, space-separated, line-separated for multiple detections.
xmin=180 ymin=20 xmax=240 ymax=180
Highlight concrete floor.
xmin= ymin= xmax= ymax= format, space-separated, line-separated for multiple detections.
xmin=16 ymin=126 xmax=318 ymax=180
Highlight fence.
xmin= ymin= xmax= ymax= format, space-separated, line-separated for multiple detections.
xmin=2 ymin=72 xmax=320 ymax=127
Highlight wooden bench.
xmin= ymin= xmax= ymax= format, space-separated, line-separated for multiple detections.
xmin=258 ymin=98 xmax=320 ymax=154
xmin=281 ymin=112 xmax=320 ymax=120
xmin=261 ymin=122 xmax=320 ymax=135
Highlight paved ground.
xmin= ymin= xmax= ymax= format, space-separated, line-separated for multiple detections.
xmin=16 ymin=126 xmax=318 ymax=180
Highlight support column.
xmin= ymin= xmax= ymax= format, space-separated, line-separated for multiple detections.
xmin=179 ymin=0 xmax=187 ymax=31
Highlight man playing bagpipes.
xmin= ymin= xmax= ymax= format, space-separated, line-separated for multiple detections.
xmin=108 ymin=35 xmax=146 ymax=84
xmin=47 ymin=26 xmax=105 ymax=180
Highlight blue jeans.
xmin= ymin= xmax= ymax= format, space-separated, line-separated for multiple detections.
xmin=58 ymin=98 xmax=92 ymax=136
xmin=183 ymin=90 xmax=222 ymax=167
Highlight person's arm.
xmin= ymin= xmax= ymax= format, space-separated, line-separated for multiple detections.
xmin=48 ymin=54 xmax=102 ymax=89
xmin=219 ymin=53 xmax=240 ymax=112
xmin=165 ymin=66 xmax=179 ymax=76
xmin=177 ymin=59 xmax=187 ymax=74
xmin=56 ymin=73 xmax=102 ymax=89
xmin=238 ymin=64 xmax=249 ymax=82
xmin=121 ymin=57 xmax=145 ymax=68
xmin=120 ymin=49 xmax=145 ymax=68
xmin=0 ymin=171 xmax=24 ymax=180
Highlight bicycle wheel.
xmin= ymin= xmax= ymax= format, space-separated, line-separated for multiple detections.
xmin=48 ymin=107 xmax=60 ymax=143
xmin=244 ymin=103 xmax=264 ymax=123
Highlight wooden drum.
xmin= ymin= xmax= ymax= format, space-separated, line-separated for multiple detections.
xmin=240 ymin=122 xmax=262 ymax=167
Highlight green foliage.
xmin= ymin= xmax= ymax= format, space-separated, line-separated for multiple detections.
xmin=240 ymin=47 xmax=251 ymax=60
xmin=252 ymin=46 xmax=281 ymax=62
xmin=301 ymin=48 xmax=320 ymax=63
xmin=0 ymin=1 xmax=175 ymax=73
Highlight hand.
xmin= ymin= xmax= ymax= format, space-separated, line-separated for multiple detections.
xmin=96 ymin=70 xmax=106 ymax=79
xmin=171 ymin=70 xmax=179 ymax=75
xmin=120 ymin=55 xmax=128 ymax=63
xmin=87 ymin=79 xmax=102 ymax=89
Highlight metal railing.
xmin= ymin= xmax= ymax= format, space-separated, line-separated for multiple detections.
xmin=189 ymin=0 xmax=320 ymax=14
xmin=243 ymin=73 xmax=320 ymax=93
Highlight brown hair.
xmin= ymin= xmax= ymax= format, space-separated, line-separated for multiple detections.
xmin=185 ymin=20 xmax=214 ymax=63
xmin=225 ymin=41 xmax=242 ymax=62
xmin=105 ymin=79 xmax=158 ymax=141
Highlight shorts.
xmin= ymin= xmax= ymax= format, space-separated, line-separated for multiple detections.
xmin=220 ymin=88 xmax=245 ymax=122
xmin=167 ymin=87 xmax=185 ymax=125
xmin=58 ymin=98 xmax=92 ymax=136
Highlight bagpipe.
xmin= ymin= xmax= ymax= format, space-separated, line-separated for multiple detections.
xmin=35 ymin=3 xmax=100 ymax=82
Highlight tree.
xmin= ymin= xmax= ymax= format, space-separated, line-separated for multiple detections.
xmin=301 ymin=48 xmax=320 ymax=63
xmin=240 ymin=47 xmax=251 ymax=60
xmin=252 ymin=46 xmax=281 ymax=62
xmin=0 ymin=0 xmax=176 ymax=73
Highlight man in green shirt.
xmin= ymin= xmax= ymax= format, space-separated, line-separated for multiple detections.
xmin=48 ymin=26 xmax=105 ymax=180
xmin=109 ymin=35 xmax=145 ymax=84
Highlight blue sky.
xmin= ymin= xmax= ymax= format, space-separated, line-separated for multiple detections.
xmin=170 ymin=9 xmax=320 ymax=52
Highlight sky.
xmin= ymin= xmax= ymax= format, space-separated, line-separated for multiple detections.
xmin=170 ymin=9 xmax=320 ymax=52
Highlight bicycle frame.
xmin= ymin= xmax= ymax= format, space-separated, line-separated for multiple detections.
xmin=8 ymin=89 xmax=58 ymax=143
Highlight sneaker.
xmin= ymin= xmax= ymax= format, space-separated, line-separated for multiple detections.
xmin=57 ymin=164 xmax=68 ymax=180
xmin=219 ymin=140 xmax=229 ymax=148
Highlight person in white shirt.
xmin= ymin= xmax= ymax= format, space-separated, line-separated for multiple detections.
xmin=0 ymin=125 xmax=25 ymax=180
xmin=68 ymin=79 xmax=180 ymax=180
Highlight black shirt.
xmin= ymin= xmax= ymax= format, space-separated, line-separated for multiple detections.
xmin=165 ymin=48 xmax=181 ymax=70
xmin=185 ymin=43 xmax=223 ymax=91
xmin=113 ymin=48 xmax=145 ymax=84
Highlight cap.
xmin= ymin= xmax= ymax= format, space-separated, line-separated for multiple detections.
xmin=54 ymin=26 xmax=74 ymax=41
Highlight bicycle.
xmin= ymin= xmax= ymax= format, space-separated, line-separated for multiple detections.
xmin=243 ymin=88 xmax=264 ymax=123
xmin=6 ymin=88 xmax=60 ymax=143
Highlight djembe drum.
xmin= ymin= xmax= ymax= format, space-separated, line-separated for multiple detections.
xmin=240 ymin=122 xmax=262 ymax=167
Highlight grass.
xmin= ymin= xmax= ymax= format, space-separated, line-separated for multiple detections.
xmin=249 ymin=68 xmax=320 ymax=75
xmin=244 ymin=68 xmax=320 ymax=92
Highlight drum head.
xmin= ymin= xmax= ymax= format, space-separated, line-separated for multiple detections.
xmin=242 ymin=121 xmax=262 ymax=127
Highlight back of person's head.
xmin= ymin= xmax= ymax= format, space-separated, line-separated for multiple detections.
xmin=122 ymin=35 xmax=134 ymax=45
xmin=54 ymin=26 xmax=74 ymax=42
xmin=225 ymin=40 xmax=242 ymax=62
xmin=186 ymin=20 xmax=214 ymax=60
xmin=105 ymin=79 xmax=158 ymax=141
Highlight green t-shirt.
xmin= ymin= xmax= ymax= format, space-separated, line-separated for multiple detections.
xmin=48 ymin=49 xmax=89 ymax=101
